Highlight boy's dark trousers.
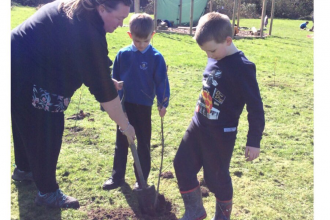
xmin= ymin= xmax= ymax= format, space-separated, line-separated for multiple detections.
xmin=111 ymin=102 xmax=152 ymax=184
xmin=11 ymin=80 xmax=64 ymax=194
xmin=174 ymin=121 xmax=237 ymax=201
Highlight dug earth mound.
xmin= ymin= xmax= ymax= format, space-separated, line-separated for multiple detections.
xmin=88 ymin=194 xmax=178 ymax=220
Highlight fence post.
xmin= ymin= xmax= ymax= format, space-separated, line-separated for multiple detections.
xmin=237 ymin=0 xmax=241 ymax=27
xmin=179 ymin=0 xmax=182 ymax=25
xmin=269 ymin=0 xmax=275 ymax=36
xmin=232 ymin=0 xmax=238 ymax=36
xmin=190 ymin=0 xmax=194 ymax=35
xmin=134 ymin=0 xmax=140 ymax=13
xmin=154 ymin=0 xmax=157 ymax=31
xmin=260 ymin=0 xmax=267 ymax=38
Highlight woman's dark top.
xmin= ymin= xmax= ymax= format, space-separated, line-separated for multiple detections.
xmin=11 ymin=0 xmax=117 ymax=103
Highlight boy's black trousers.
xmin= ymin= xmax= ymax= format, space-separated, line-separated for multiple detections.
xmin=174 ymin=121 xmax=237 ymax=201
xmin=11 ymin=81 xmax=63 ymax=194
xmin=111 ymin=102 xmax=152 ymax=184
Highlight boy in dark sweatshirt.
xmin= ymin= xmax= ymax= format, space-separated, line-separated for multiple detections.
xmin=174 ymin=12 xmax=265 ymax=220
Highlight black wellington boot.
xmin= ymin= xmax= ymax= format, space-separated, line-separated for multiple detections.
xmin=211 ymin=199 xmax=232 ymax=220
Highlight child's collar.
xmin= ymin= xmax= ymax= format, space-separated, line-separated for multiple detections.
xmin=131 ymin=43 xmax=151 ymax=54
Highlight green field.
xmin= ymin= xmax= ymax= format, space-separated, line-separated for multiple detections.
xmin=11 ymin=6 xmax=314 ymax=220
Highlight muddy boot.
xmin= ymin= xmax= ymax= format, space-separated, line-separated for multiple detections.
xmin=179 ymin=186 xmax=207 ymax=220
xmin=211 ymin=199 xmax=232 ymax=220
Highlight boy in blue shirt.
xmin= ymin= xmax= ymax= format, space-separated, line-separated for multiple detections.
xmin=173 ymin=12 xmax=265 ymax=220
xmin=103 ymin=13 xmax=170 ymax=190
xmin=300 ymin=21 xmax=309 ymax=29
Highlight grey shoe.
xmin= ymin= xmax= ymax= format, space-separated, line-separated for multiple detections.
xmin=35 ymin=189 xmax=80 ymax=209
xmin=12 ymin=167 xmax=33 ymax=181
xmin=180 ymin=186 xmax=207 ymax=220
xmin=102 ymin=178 xmax=125 ymax=190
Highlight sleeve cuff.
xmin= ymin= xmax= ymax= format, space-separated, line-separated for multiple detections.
xmin=246 ymin=136 xmax=261 ymax=148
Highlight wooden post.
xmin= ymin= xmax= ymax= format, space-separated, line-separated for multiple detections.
xmin=154 ymin=0 xmax=157 ymax=31
xmin=237 ymin=0 xmax=241 ymax=27
xmin=269 ymin=0 xmax=275 ymax=35
xmin=260 ymin=0 xmax=267 ymax=37
xmin=179 ymin=0 xmax=182 ymax=25
xmin=134 ymin=0 xmax=140 ymax=13
xmin=209 ymin=0 xmax=213 ymax=12
xmin=190 ymin=0 xmax=194 ymax=35
xmin=232 ymin=0 xmax=238 ymax=36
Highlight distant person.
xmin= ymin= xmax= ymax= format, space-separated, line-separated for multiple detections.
xmin=217 ymin=6 xmax=224 ymax=14
xmin=264 ymin=14 xmax=268 ymax=27
xmin=11 ymin=0 xmax=135 ymax=209
xmin=234 ymin=24 xmax=239 ymax=36
xmin=102 ymin=13 xmax=170 ymax=191
xmin=173 ymin=12 xmax=265 ymax=220
xmin=164 ymin=19 xmax=172 ymax=27
xmin=300 ymin=21 xmax=309 ymax=30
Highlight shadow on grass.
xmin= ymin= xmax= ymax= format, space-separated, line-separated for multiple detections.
xmin=119 ymin=182 xmax=141 ymax=215
xmin=14 ymin=180 xmax=62 ymax=220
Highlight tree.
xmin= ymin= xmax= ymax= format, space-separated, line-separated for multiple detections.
xmin=12 ymin=0 xmax=53 ymax=6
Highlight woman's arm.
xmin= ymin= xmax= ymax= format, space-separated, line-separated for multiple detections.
xmin=100 ymin=96 xmax=135 ymax=143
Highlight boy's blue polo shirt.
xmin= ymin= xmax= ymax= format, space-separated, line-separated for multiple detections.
xmin=112 ymin=44 xmax=170 ymax=107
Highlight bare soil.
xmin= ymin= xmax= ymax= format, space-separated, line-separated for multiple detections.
xmin=161 ymin=171 xmax=174 ymax=179
xmin=87 ymin=194 xmax=178 ymax=220
xmin=200 ymin=186 xmax=210 ymax=197
xmin=235 ymin=30 xmax=269 ymax=38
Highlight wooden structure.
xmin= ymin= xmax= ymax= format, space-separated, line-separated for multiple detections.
xmin=152 ymin=0 xmax=275 ymax=38
xmin=232 ymin=0 xmax=276 ymax=38
xmin=154 ymin=0 xmax=198 ymax=36
xmin=269 ymin=0 xmax=275 ymax=35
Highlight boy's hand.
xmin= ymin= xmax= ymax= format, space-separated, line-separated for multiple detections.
xmin=112 ymin=79 xmax=124 ymax=90
xmin=158 ymin=106 xmax=166 ymax=117
xmin=245 ymin=146 xmax=260 ymax=161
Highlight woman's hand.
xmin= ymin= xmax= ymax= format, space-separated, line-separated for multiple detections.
xmin=120 ymin=123 xmax=135 ymax=143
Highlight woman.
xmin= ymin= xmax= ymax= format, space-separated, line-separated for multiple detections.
xmin=11 ymin=0 xmax=135 ymax=209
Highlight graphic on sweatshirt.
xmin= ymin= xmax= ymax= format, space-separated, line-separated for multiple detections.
xmin=195 ymin=89 xmax=220 ymax=120
xmin=196 ymin=100 xmax=220 ymax=120
xmin=201 ymin=90 xmax=213 ymax=114
xmin=213 ymin=88 xmax=226 ymax=104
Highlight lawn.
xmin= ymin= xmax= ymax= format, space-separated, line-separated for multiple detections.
xmin=10 ymin=5 xmax=314 ymax=220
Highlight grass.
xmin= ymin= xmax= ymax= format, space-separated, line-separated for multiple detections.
xmin=11 ymin=5 xmax=313 ymax=220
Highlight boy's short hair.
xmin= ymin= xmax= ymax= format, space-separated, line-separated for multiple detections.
xmin=306 ymin=21 xmax=309 ymax=24
xmin=129 ymin=13 xmax=154 ymax=38
xmin=194 ymin=12 xmax=233 ymax=46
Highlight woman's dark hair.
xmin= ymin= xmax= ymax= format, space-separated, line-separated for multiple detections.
xmin=59 ymin=0 xmax=132 ymax=20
